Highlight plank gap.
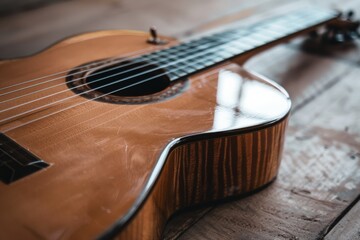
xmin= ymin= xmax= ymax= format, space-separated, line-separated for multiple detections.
xmin=322 ymin=194 xmax=360 ymax=239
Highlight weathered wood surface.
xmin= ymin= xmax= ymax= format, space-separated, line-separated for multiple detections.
xmin=325 ymin=199 xmax=360 ymax=240
xmin=0 ymin=0 xmax=60 ymax=16
xmin=1 ymin=0 xmax=360 ymax=239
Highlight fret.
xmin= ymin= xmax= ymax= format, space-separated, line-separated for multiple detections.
xmin=256 ymin=26 xmax=288 ymax=38
xmin=138 ymin=54 xmax=155 ymax=62
xmin=201 ymin=56 xmax=217 ymax=65
xmin=198 ymin=36 xmax=223 ymax=44
xmin=166 ymin=44 xmax=192 ymax=53
xmin=254 ymin=33 xmax=277 ymax=43
xmin=259 ymin=23 xmax=290 ymax=36
xmin=228 ymin=40 xmax=253 ymax=51
xmin=179 ymin=37 xmax=221 ymax=51
xmin=148 ymin=40 xmax=228 ymax=68
xmin=222 ymin=44 xmax=242 ymax=55
xmin=167 ymin=63 xmax=196 ymax=80
xmin=272 ymin=16 xmax=302 ymax=31
xmin=134 ymin=8 xmax=337 ymax=82
xmin=242 ymin=35 xmax=267 ymax=46
xmin=162 ymin=50 xmax=194 ymax=61
xmin=177 ymin=62 xmax=198 ymax=72
xmin=148 ymin=52 xmax=172 ymax=62
xmin=285 ymin=18 xmax=312 ymax=29
xmin=271 ymin=23 xmax=299 ymax=35
xmin=188 ymin=56 xmax=215 ymax=70
xmin=170 ymin=66 xmax=188 ymax=76
xmin=211 ymin=32 xmax=239 ymax=42
xmin=212 ymin=50 xmax=233 ymax=60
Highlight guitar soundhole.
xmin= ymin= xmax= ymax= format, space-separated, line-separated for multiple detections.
xmin=66 ymin=59 xmax=187 ymax=104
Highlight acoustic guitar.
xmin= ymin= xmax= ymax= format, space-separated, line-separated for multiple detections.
xmin=0 ymin=8 xmax=351 ymax=240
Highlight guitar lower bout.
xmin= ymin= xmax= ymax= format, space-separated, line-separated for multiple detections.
xmin=101 ymin=66 xmax=290 ymax=240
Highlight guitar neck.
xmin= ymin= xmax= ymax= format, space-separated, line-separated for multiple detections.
xmin=136 ymin=8 xmax=337 ymax=81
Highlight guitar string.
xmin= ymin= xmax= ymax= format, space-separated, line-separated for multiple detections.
xmin=0 ymin=15 xmax=327 ymax=121
xmin=0 ymin=12 xmax=333 ymax=131
xmin=0 ymin=41 xmax=243 ymax=120
xmin=0 ymin=11 xmax=294 ymax=96
xmin=0 ymin=26 xmax=235 ymax=97
xmin=0 ymin=33 xmax=236 ymax=104
xmin=17 ymin=69 xmax=221 ymax=142
xmin=0 ymin=25 xmax=267 ymax=114
xmin=0 ymin=25 xmax=252 ymax=102
xmin=0 ymin=10 xmax=327 ymax=95
xmin=0 ymin=56 xmax=160 ymax=103
xmin=0 ymin=46 xmax=168 ymax=97
xmin=2 ymin=58 xmax=221 ymax=133
xmin=0 ymin=44 xmax=165 ymax=93
xmin=0 ymin=12 xmax=316 ymax=100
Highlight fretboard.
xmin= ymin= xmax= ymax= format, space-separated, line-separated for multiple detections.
xmin=136 ymin=8 xmax=337 ymax=81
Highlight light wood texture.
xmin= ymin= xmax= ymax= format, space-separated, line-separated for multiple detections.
xmin=117 ymin=119 xmax=287 ymax=239
xmin=324 ymin=199 xmax=360 ymax=240
xmin=0 ymin=29 xmax=291 ymax=239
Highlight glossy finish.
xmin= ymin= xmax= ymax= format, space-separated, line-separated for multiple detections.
xmin=115 ymin=117 xmax=288 ymax=240
xmin=0 ymin=26 xmax=292 ymax=239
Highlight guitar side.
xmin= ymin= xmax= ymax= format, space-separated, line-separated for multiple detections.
xmin=110 ymin=116 xmax=288 ymax=240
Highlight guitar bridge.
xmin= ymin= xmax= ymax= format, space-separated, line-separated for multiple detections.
xmin=0 ymin=133 xmax=48 ymax=184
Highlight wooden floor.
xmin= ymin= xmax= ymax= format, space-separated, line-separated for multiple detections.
xmin=1 ymin=0 xmax=360 ymax=239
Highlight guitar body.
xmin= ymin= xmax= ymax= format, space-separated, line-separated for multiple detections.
xmin=0 ymin=30 xmax=290 ymax=239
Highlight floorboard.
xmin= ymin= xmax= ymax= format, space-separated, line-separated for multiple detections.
xmin=324 ymin=198 xmax=360 ymax=240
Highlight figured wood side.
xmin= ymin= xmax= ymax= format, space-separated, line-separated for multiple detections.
xmin=114 ymin=117 xmax=288 ymax=240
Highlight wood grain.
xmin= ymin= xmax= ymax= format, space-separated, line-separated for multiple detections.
xmin=324 ymin=198 xmax=360 ymax=240
xmin=1 ymin=0 xmax=360 ymax=239
xmin=116 ymin=119 xmax=288 ymax=239
xmin=0 ymin=29 xmax=291 ymax=239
